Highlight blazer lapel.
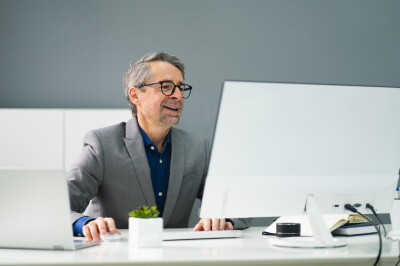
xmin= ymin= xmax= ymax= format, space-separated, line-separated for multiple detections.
xmin=124 ymin=118 xmax=156 ymax=207
xmin=162 ymin=127 xmax=184 ymax=225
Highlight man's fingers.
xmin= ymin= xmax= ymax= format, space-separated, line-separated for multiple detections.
xmin=194 ymin=219 xmax=232 ymax=231
xmin=203 ymin=219 xmax=212 ymax=231
xmin=194 ymin=218 xmax=212 ymax=231
xmin=104 ymin=217 xmax=117 ymax=233
xmin=199 ymin=218 xmax=211 ymax=231
xmin=82 ymin=217 xmax=121 ymax=241
xmin=193 ymin=222 xmax=203 ymax=231
xmin=87 ymin=221 xmax=101 ymax=241
xmin=82 ymin=225 xmax=93 ymax=241
xmin=225 ymin=222 xmax=233 ymax=230
xmin=212 ymin=218 xmax=220 ymax=231
xmin=95 ymin=217 xmax=108 ymax=235
xmin=219 ymin=219 xmax=225 ymax=230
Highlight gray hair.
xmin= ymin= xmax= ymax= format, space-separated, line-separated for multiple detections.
xmin=123 ymin=52 xmax=185 ymax=116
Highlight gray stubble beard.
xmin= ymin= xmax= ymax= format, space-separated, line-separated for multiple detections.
xmin=159 ymin=110 xmax=181 ymax=127
xmin=159 ymin=100 xmax=183 ymax=127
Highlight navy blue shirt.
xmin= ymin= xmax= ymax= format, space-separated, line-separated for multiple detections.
xmin=72 ymin=125 xmax=171 ymax=236
xmin=138 ymin=126 xmax=171 ymax=216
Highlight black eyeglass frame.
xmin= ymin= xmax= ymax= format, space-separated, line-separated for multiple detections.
xmin=138 ymin=81 xmax=192 ymax=99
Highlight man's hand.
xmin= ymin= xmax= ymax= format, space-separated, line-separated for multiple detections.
xmin=193 ymin=218 xmax=233 ymax=231
xmin=82 ymin=217 xmax=121 ymax=241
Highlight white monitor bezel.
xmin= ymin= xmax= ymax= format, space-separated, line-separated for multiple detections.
xmin=200 ymin=81 xmax=400 ymax=219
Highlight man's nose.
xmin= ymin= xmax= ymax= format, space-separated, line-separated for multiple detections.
xmin=170 ymin=86 xmax=183 ymax=100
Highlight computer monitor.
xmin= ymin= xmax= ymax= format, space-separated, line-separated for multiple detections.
xmin=200 ymin=81 xmax=400 ymax=248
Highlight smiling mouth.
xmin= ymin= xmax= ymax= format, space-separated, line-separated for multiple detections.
xmin=164 ymin=105 xmax=180 ymax=112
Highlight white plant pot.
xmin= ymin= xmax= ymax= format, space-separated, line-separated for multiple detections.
xmin=129 ymin=217 xmax=163 ymax=248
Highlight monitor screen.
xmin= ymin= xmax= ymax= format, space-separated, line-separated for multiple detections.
xmin=200 ymin=81 xmax=400 ymax=220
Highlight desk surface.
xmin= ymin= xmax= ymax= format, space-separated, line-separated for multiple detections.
xmin=1 ymin=227 xmax=399 ymax=266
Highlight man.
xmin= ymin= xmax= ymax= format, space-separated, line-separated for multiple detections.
xmin=68 ymin=52 xmax=250 ymax=241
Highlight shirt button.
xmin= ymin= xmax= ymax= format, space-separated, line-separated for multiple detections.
xmin=150 ymin=146 xmax=154 ymax=150
xmin=159 ymin=159 xmax=163 ymax=163
xmin=159 ymin=192 xmax=163 ymax=196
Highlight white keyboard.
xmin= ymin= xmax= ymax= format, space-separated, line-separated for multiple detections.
xmin=163 ymin=229 xmax=242 ymax=241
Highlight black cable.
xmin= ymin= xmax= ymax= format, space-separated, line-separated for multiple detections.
xmin=366 ymin=203 xmax=387 ymax=236
xmin=366 ymin=203 xmax=400 ymax=266
xmin=344 ymin=204 xmax=382 ymax=266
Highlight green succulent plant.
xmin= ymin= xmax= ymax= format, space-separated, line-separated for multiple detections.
xmin=128 ymin=205 xmax=160 ymax=218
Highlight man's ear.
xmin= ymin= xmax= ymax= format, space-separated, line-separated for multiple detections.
xmin=128 ymin=86 xmax=140 ymax=106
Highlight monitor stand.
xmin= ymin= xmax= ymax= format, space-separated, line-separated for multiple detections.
xmin=269 ymin=195 xmax=347 ymax=248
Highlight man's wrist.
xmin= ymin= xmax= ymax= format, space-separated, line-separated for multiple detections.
xmin=72 ymin=216 xmax=95 ymax=236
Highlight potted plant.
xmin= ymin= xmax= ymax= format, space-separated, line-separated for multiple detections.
xmin=128 ymin=206 xmax=163 ymax=248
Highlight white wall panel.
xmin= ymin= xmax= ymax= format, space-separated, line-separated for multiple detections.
xmin=0 ymin=109 xmax=64 ymax=168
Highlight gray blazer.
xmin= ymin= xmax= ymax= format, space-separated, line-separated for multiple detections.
xmin=68 ymin=117 xmax=250 ymax=229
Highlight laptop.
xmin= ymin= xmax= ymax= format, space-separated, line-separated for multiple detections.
xmin=0 ymin=169 xmax=99 ymax=250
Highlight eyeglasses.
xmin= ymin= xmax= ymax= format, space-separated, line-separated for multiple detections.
xmin=138 ymin=81 xmax=192 ymax=99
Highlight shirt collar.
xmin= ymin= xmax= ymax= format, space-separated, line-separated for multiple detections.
xmin=138 ymin=125 xmax=171 ymax=149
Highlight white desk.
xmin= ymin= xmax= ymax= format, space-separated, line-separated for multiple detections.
xmin=0 ymin=227 xmax=399 ymax=266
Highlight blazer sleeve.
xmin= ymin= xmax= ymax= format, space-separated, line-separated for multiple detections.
xmin=67 ymin=130 xmax=104 ymax=224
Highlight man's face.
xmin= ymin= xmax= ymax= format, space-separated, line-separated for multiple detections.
xmin=132 ymin=61 xmax=185 ymax=129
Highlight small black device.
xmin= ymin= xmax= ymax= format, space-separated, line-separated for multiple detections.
xmin=276 ymin=223 xmax=301 ymax=237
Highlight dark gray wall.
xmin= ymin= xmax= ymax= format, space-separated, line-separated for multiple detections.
xmin=1 ymin=0 xmax=399 ymax=227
